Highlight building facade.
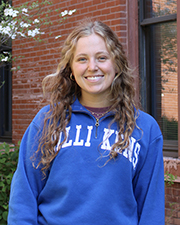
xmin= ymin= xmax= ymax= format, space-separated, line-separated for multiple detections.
xmin=0 ymin=0 xmax=180 ymax=224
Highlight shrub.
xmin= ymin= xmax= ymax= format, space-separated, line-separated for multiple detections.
xmin=0 ymin=142 xmax=19 ymax=224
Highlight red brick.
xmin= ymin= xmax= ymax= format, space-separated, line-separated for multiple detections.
xmin=83 ymin=1 xmax=93 ymax=8
xmin=174 ymin=218 xmax=180 ymax=225
xmin=6 ymin=1 xmax=134 ymax=170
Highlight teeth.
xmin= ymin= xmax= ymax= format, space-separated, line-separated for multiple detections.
xmin=86 ymin=76 xmax=101 ymax=80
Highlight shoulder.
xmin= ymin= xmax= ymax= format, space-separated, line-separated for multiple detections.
xmin=134 ymin=109 xmax=162 ymax=140
xmin=19 ymin=105 xmax=50 ymax=154
xmin=132 ymin=110 xmax=163 ymax=172
xmin=31 ymin=105 xmax=50 ymax=130
xmin=136 ymin=109 xmax=160 ymax=129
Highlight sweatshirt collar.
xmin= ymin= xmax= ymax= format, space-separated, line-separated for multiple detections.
xmin=71 ymin=98 xmax=115 ymax=118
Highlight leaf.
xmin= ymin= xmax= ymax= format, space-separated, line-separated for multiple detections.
xmin=2 ymin=211 xmax=8 ymax=221
xmin=0 ymin=142 xmax=19 ymax=221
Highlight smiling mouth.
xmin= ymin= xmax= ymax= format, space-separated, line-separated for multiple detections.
xmin=85 ymin=75 xmax=104 ymax=80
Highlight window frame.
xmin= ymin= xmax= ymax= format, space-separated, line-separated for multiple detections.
xmin=177 ymin=1 xmax=180 ymax=158
xmin=0 ymin=0 xmax=12 ymax=142
xmin=139 ymin=0 xmax=179 ymax=157
xmin=0 ymin=52 xmax=12 ymax=142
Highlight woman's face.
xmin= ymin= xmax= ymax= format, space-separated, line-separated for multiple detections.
xmin=71 ymin=33 xmax=116 ymax=105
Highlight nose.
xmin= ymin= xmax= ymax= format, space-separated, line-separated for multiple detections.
xmin=88 ymin=58 xmax=98 ymax=71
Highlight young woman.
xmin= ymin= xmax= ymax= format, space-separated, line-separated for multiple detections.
xmin=8 ymin=20 xmax=165 ymax=225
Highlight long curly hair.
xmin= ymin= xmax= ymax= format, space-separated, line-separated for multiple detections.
xmin=34 ymin=19 xmax=138 ymax=173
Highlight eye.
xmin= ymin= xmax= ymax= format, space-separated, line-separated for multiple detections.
xmin=98 ymin=56 xmax=108 ymax=61
xmin=77 ymin=57 xmax=87 ymax=62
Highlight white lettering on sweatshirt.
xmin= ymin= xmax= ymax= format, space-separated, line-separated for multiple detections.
xmin=56 ymin=125 xmax=141 ymax=169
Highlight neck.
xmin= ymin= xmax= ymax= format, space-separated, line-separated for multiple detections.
xmin=80 ymin=95 xmax=112 ymax=108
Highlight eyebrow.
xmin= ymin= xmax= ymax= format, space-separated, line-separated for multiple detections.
xmin=75 ymin=51 xmax=110 ymax=58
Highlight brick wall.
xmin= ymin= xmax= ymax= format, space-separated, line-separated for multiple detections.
xmin=164 ymin=158 xmax=180 ymax=224
xmin=12 ymin=0 xmax=127 ymax=144
xmin=11 ymin=0 xmax=180 ymax=224
xmin=165 ymin=183 xmax=180 ymax=225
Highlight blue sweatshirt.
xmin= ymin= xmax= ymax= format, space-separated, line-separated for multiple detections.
xmin=8 ymin=99 xmax=165 ymax=225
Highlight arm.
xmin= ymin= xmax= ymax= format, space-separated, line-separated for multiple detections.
xmin=133 ymin=134 xmax=165 ymax=225
xmin=8 ymin=121 xmax=46 ymax=224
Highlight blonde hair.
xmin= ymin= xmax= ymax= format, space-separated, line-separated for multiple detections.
xmin=34 ymin=19 xmax=138 ymax=173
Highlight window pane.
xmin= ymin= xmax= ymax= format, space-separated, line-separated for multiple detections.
xmin=0 ymin=63 xmax=12 ymax=139
xmin=148 ymin=21 xmax=178 ymax=141
xmin=144 ymin=0 xmax=177 ymax=18
xmin=161 ymin=22 xmax=177 ymax=140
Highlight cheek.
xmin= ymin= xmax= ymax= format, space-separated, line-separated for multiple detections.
xmin=105 ymin=63 xmax=116 ymax=77
xmin=72 ymin=63 xmax=85 ymax=76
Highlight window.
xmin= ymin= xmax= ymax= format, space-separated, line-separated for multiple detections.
xmin=0 ymin=50 xmax=12 ymax=142
xmin=0 ymin=0 xmax=12 ymax=142
xmin=139 ymin=0 xmax=178 ymax=157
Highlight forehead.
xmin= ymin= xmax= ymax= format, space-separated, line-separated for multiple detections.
xmin=74 ymin=33 xmax=109 ymax=54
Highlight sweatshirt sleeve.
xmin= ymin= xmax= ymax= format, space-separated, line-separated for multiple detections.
xmin=133 ymin=130 xmax=165 ymax=224
xmin=8 ymin=111 xmax=47 ymax=224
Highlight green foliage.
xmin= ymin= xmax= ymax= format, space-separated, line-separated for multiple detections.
xmin=164 ymin=171 xmax=177 ymax=186
xmin=0 ymin=81 xmax=5 ymax=88
xmin=0 ymin=142 xmax=19 ymax=224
